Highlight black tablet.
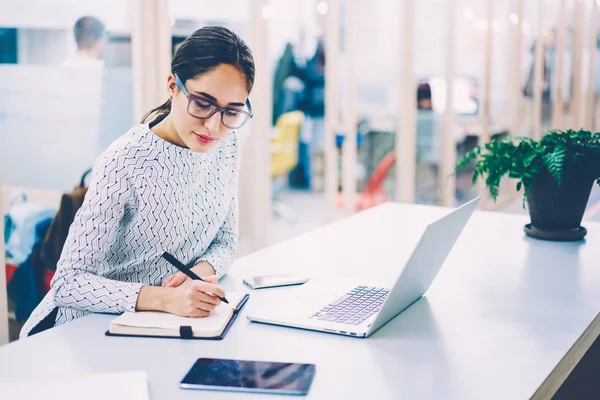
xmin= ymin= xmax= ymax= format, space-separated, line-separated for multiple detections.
xmin=180 ymin=358 xmax=316 ymax=395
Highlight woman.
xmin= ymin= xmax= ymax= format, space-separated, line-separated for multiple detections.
xmin=21 ymin=26 xmax=254 ymax=337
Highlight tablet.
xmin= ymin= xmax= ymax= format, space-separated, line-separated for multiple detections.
xmin=180 ymin=358 xmax=316 ymax=395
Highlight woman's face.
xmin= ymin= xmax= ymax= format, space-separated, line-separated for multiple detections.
xmin=167 ymin=64 xmax=249 ymax=153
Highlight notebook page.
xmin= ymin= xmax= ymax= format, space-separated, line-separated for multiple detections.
xmin=111 ymin=292 xmax=245 ymax=333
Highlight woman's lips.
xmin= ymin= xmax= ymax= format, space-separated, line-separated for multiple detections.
xmin=193 ymin=132 xmax=217 ymax=144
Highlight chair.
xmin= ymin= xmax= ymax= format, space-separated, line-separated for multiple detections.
xmin=415 ymin=109 xmax=440 ymax=168
xmin=351 ymin=111 xmax=437 ymax=210
xmin=1 ymin=185 xmax=61 ymax=342
xmin=271 ymin=111 xmax=304 ymax=223
xmin=336 ymin=151 xmax=396 ymax=211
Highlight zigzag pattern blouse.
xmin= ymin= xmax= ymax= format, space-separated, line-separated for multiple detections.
xmin=21 ymin=124 xmax=239 ymax=337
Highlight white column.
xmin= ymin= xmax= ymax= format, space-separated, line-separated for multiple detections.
xmin=131 ymin=0 xmax=171 ymax=123
xmin=325 ymin=0 xmax=341 ymax=220
xmin=586 ymin=0 xmax=599 ymax=129
xmin=511 ymin=0 xmax=525 ymax=136
xmin=439 ymin=0 xmax=456 ymax=207
xmin=241 ymin=0 xmax=272 ymax=251
xmin=395 ymin=0 xmax=416 ymax=203
xmin=573 ymin=0 xmax=586 ymax=128
xmin=481 ymin=0 xmax=493 ymax=146
xmin=342 ymin=0 xmax=357 ymax=215
xmin=532 ymin=0 xmax=545 ymax=141
xmin=477 ymin=0 xmax=494 ymax=201
xmin=553 ymin=0 xmax=568 ymax=130
xmin=0 ymin=170 xmax=8 ymax=345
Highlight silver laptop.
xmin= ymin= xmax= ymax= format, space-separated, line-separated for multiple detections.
xmin=247 ymin=197 xmax=480 ymax=338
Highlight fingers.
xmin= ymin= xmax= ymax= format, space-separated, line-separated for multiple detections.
xmin=163 ymin=274 xmax=216 ymax=288
xmin=165 ymin=272 xmax=188 ymax=288
xmin=179 ymin=289 xmax=216 ymax=315
xmin=177 ymin=281 xmax=223 ymax=317
xmin=202 ymin=275 xmax=218 ymax=285
xmin=190 ymin=298 xmax=217 ymax=313
xmin=197 ymin=291 xmax=221 ymax=306
xmin=161 ymin=274 xmax=175 ymax=287
xmin=189 ymin=280 xmax=226 ymax=299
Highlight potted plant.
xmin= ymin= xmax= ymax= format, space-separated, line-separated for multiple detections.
xmin=455 ymin=129 xmax=600 ymax=241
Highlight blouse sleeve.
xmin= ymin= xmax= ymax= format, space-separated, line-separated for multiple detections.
xmin=52 ymin=152 xmax=143 ymax=313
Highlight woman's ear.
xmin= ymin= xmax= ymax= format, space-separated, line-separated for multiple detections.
xmin=166 ymin=74 xmax=177 ymax=97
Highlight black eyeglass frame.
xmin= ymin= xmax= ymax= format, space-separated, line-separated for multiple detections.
xmin=174 ymin=73 xmax=253 ymax=129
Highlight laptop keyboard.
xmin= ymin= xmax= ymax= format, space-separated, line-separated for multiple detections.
xmin=309 ymin=286 xmax=390 ymax=325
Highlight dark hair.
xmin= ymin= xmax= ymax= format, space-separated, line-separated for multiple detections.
xmin=417 ymin=83 xmax=432 ymax=102
xmin=417 ymin=83 xmax=433 ymax=110
xmin=74 ymin=16 xmax=105 ymax=50
xmin=141 ymin=26 xmax=255 ymax=124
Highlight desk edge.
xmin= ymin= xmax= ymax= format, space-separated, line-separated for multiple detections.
xmin=531 ymin=311 xmax=600 ymax=400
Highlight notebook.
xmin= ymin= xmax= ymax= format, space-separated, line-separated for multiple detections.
xmin=106 ymin=292 xmax=249 ymax=340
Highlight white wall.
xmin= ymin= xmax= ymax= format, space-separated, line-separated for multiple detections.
xmin=170 ymin=0 xmax=320 ymax=66
xmin=347 ymin=0 xmax=580 ymax=121
xmin=0 ymin=65 xmax=133 ymax=191
xmin=170 ymin=0 xmax=249 ymax=23
xmin=0 ymin=0 xmax=131 ymax=32
xmin=17 ymin=29 xmax=70 ymax=65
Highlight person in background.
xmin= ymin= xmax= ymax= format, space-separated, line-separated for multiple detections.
xmin=62 ymin=16 xmax=106 ymax=67
xmin=417 ymin=82 xmax=433 ymax=110
xmin=300 ymin=37 xmax=325 ymax=147
xmin=21 ymin=26 xmax=255 ymax=338
xmin=272 ymin=42 xmax=304 ymax=125
xmin=415 ymin=82 xmax=441 ymax=202
xmin=293 ymin=37 xmax=325 ymax=190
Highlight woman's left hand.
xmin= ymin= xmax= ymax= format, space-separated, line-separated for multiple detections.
xmin=162 ymin=262 xmax=217 ymax=288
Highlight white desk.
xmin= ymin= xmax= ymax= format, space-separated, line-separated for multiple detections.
xmin=1 ymin=203 xmax=599 ymax=399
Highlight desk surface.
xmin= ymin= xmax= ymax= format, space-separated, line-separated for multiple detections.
xmin=1 ymin=203 xmax=599 ymax=400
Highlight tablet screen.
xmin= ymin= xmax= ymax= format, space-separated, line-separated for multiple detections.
xmin=180 ymin=358 xmax=316 ymax=395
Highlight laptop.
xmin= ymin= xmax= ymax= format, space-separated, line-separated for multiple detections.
xmin=247 ymin=197 xmax=480 ymax=338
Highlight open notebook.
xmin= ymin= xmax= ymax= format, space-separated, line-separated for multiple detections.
xmin=106 ymin=292 xmax=249 ymax=340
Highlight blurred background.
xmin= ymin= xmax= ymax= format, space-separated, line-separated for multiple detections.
xmin=2 ymin=0 xmax=600 ymax=340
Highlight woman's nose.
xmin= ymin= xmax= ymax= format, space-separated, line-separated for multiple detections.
xmin=204 ymin=112 xmax=221 ymax=133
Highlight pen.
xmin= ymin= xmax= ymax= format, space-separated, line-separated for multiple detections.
xmin=161 ymin=251 xmax=229 ymax=304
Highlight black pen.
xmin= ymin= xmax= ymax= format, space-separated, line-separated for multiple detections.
xmin=161 ymin=251 xmax=229 ymax=304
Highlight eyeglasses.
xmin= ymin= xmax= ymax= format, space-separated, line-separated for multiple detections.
xmin=174 ymin=74 xmax=253 ymax=130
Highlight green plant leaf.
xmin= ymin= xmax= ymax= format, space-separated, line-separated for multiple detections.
xmin=472 ymin=169 xmax=480 ymax=184
xmin=542 ymin=144 xmax=566 ymax=185
xmin=523 ymin=153 xmax=537 ymax=168
xmin=454 ymin=129 xmax=600 ymax=201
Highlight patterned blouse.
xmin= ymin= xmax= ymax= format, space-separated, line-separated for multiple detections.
xmin=21 ymin=124 xmax=239 ymax=337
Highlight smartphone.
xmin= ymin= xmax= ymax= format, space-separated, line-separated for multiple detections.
xmin=242 ymin=273 xmax=310 ymax=290
xmin=180 ymin=358 xmax=316 ymax=395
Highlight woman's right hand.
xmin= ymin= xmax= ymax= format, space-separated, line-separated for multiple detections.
xmin=162 ymin=280 xmax=225 ymax=318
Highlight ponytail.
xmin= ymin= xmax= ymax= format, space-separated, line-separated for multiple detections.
xmin=140 ymin=98 xmax=172 ymax=124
